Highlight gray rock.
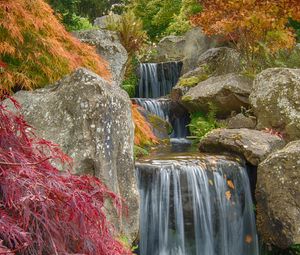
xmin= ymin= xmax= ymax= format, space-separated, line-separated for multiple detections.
xmin=196 ymin=47 xmax=242 ymax=76
xmin=182 ymin=73 xmax=252 ymax=117
xmin=171 ymin=66 xmax=209 ymax=101
xmin=182 ymin=28 xmax=221 ymax=74
xmin=250 ymin=68 xmax=300 ymax=141
xmin=156 ymin=35 xmax=186 ymax=62
xmin=94 ymin=14 xmax=121 ymax=29
xmin=199 ymin=128 xmax=285 ymax=165
xmin=256 ymin=140 xmax=300 ymax=248
xmin=75 ymin=29 xmax=128 ymax=87
xmin=4 ymin=68 xmax=139 ymax=241
xmin=226 ymin=113 xmax=257 ymax=129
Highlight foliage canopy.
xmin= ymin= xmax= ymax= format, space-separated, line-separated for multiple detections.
xmin=0 ymin=0 xmax=110 ymax=93
xmin=192 ymin=0 xmax=300 ymax=69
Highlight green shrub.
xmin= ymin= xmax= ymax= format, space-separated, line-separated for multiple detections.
xmin=134 ymin=145 xmax=149 ymax=159
xmin=188 ymin=103 xmax=222 ymax=142
xmin=121 ymin=56 xmax=139 ymax=97
xmin=130 ymin=0 xmax=182 ymax=40
xmin=260 ymin=244 xmax=300 ymax=255
xmin=166 ymin=0 xmax=202 ymax=35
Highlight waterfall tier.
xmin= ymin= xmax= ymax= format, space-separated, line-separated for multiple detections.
xmin=132 ymin=98 xmax=190 ymax=139
xmin=136 ymin=154 xmax=259 ymax=255
xmin=137 ymin=62 xmax=182 ymax=98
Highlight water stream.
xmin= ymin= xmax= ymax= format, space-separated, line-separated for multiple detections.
xmin=136 ymin=154 xmax=259 ymax=255
xmin=134 ymin=61 xmax=259 ymax=255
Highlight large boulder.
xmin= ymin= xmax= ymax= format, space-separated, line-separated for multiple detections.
xmin=75 ymin=29 xmax=128 ymax=86
xmin=256 ymin=140 xmax=300 ymax=248
xmin=250 ymin=68 xmax=300 ymax=140
xmin=199 ymin=128 xmax=285 ymax=166
xmin=155 ymin=35 xmax=186 ymax=62
xmin=196 ymin=47 xmax=242 ymax=76
xmin=182 ymin=73 xmax=253 ymax=117
xmin=182 ymin=28 xmax=221 ymax=74
xmin=4 ymin=68 xmax=139 ymax=241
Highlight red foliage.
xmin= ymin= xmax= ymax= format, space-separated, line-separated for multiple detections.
xmin=0 ymin=99 xmax=131 ymax=255
xmin=263 ymin=128 xmax=284 ymax=139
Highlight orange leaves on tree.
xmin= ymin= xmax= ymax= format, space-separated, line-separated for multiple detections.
xmin=192 ymin=0 xmax=300 ymax=60
xmin=132 ymin=103 xmax=158 ymax=147
xmin=0 ymin=0 xmax=111 ymax=94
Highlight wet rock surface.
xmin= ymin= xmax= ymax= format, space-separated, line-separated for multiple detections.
xmin=256 ymin=140 xmax=300 ymax=248
xmin=4 ymin=68 xmax=139 ymax=241
xmin=199 ymin=128 xmax=285 ymax=165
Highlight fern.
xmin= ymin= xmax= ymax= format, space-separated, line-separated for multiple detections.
xmin=188 ymin=103 xmax=221 ymax=142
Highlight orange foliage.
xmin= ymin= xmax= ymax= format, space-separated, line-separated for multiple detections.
xmin=132 ymin=103 xmax=158 ymax=146
xmin=192 ymin=0 xmax=300 ymax=56
xmin=0 ymin=0 xmax=111 ymax=93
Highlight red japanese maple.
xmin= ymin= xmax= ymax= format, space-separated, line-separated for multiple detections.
xmin=0 ymin=98 xmax=131 ymax=255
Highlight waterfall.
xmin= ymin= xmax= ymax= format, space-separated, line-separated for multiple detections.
xmin=137 ymin=62 xmax=182 ymax=98
xmin=136 ymin=156 xmax=259 ymax=255
xmin=132 ymin=98 xmax=170 ymax=121
xmin=132 ymin=98 xmax=190 ymax=139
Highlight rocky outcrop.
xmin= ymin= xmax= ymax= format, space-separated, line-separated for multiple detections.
xmin=182 ymin=28 xmax=221 ymax=74
xmin=195 ymin=47 xmax=242 ymax=76
xmin=155 ymin=35 xmax=186 ymax=62
xmin=4 ymin=68 xmax=139 ymax=241
xmin=199 ymin=128 xmax=285 ymax=166
xmin=225 ymin=113 xmax=257 ymax=129
xmin=75 ymin=29 xmax=128 ymax=86
xmin=256 ymin=140 xmax=300 ymax=248
xmin=250 ymin=68 xmax=300 ymax=140
xmin=182 ymin=73 xmax=252 ymax=116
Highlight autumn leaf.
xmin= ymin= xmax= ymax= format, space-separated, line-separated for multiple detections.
xmin=245 ymin=234 xmax=253 ymax=244
xmin=227 ymin=180 xmax=235 ymax=189
xmin=225 ymin=191 xmax=231 ymax=201
xmin=209 ymin=179 xmax=214 ymax=186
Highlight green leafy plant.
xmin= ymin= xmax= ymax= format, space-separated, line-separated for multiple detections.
xmin=260 ymin=244 xmax=300 ymax=255
xmin=121 ymin=56 xmax=139 ymax=97
xmin=188 ymin=103 xmax=221 ymax=142
xmin=166 ymin=0 xmax=202 ymax=35
xmin=134 ymin=145 xmax=149 ymax=160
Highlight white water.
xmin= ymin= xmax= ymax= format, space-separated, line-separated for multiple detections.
xmin=136 ymin=157 xmax=259 ymax=255
xmin=137 ymin=62 xmax=182 ymax=98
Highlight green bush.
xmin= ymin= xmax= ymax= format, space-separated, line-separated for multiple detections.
xmin=260 ymin=244 xmax=300 ymax=255
xmin=166 ymin=0 xmax=202 ymax=35
xmin=121 ymin=56 xmax=139 ymax=97
xmin=188 ymin=103 xmax=222 ymax=142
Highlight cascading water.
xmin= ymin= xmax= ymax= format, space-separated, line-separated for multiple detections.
xmin=132 ymin=98 xmax=170 ymax=121
xmin=132 ymin=98 xmax=190 ymax=139
xmin=136 ymin=155 xmax=259 ymax=255
xmin=137 ymin=62 xmax=182 ymax=98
